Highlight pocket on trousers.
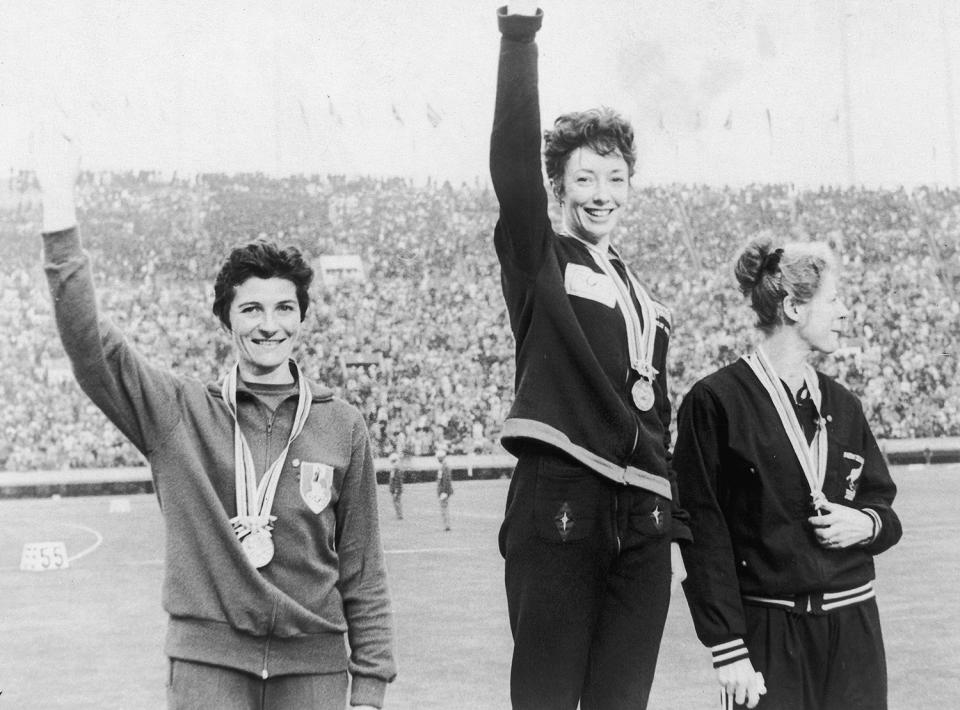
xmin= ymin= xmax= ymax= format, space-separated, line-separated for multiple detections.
xmin=533 ymin=458 xmax=602 ymax=544
xmin=629 ymin=494 xmax=671 ymax=538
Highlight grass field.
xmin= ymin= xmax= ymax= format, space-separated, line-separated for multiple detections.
xmin=1 ymin=464 xmax=958 ymax=709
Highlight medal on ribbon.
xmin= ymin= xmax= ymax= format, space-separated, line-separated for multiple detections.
xmin=240 ymin=526 xmax=276 ymax=569
xmin=584 ymin=245 xmax=660 ymax=412
xmin=221 ymin=362 xmax=312 ymax=569
xmin=744 ymin=347 xmax=828 ymax=513
xmin=631 ymin=379 xmax=655 ymax=411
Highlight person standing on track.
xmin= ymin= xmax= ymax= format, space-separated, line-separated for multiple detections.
xmin=436 ymin=448 xmax=453 ymax=531
xmin=674 ymin=236 xmax=902 ymax=709
xmin=388 ymin=452 xmax=404 ymax=520
xmin=33 ymin=130 xmax=395 ymax=710
xmin=490 ymin=3 xmax=691 ymax=708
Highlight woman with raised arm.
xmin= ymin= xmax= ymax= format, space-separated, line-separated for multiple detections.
xmin=675 ymin=236 xmax=901 ymax=709
xmin=490 ymin=4 xmax=691 ymax=708
xmin=34 ymin=133 xmax=395 ymax=710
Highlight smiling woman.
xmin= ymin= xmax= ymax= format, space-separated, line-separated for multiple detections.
xmin=33 ymin=129 xmax=396 ymax=710
xmin=211 ymin=247 xmax=312 ymax=385
xmin=489 ymin=5 xmax=690 ymax=710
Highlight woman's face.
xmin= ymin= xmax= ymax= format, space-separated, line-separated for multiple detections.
xmin=558 ymin=146 xmax=630 ymax=244
xmin=228 ymin=276 xmax=302 ymax=384
xmin=792 ymin=269 xmax=849 ymax=354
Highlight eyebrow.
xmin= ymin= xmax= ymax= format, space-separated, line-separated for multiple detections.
xmin=236 ymin=298 xmax=298 ymax=308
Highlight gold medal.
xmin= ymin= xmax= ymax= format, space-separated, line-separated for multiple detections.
xmin=241 ymin=528 xmax=275 ymax=568
xmin=632 ymin=378 xmax=655 ymax=411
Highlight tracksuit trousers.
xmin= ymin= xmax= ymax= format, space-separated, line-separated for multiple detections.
xmin=166 ymin=659 xmax=348 ymax=710
xmin=742 ymin=598 xmax=887 ymax=710
xmin=499 ymin=447 xmax=673 ymax=710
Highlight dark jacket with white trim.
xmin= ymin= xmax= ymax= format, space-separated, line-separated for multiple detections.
xmin=43 ymin=228 xmax=395 ymax=707
xmin=491 ymin=8 xmax=690 ymax=540
xmin=674 ymin=359 xmax=901 ymax=666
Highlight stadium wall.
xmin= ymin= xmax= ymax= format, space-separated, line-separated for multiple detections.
xmin=1 ymin=440 xmax=958 ymax=500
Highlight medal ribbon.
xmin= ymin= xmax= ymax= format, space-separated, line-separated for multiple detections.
xmin=581 ymin=243 xmax=658 ymax=381
xmin=743 ymin=347 xmax=828 ymax=510
xmin=221 ymin=361 xmax=312 ymax=537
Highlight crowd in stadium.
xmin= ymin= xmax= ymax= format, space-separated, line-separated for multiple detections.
xmin=1 ymin=171 xmax=957 ymax=471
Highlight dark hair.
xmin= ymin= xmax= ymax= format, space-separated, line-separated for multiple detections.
xmin=544 ymin=107 xmax=636 ymax=197
xmin=212 ymin=240 xmax=313 ymax=329
xmin=734 ymin=236 xmax=836 ymax=335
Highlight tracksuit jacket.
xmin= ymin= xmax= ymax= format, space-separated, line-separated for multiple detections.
xmin=491 ymin=8 xmax=689 ymax=538
xmin=43 ymin=227 xmax=396 ymax=708
xmin=674 ymin=359 xmax=902 ymax=667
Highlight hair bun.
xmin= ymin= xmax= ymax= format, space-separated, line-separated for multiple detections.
xmin=734 ymin=237 xmax=780 ymax=295
xmin=761 ymin=247 xmax=784 ymax=276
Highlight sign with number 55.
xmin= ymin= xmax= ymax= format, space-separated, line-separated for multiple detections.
xmin=20 ymin=541 xmax=70 ymax=571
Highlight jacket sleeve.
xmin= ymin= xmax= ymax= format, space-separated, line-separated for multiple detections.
xmin=490 ymin=7 xmax=552 ymax=279
xmin=674 ymin=383 xmax=751 ymax=667
xmin=655 ymin=324 xmax=691 ymax=542
xmin=43 ymin=227 xmax=181 ymax=456
xmin=336 ymin=413 xmax=396 ymax=708
xmin=851 ymin=399 xmax=902 ymax=554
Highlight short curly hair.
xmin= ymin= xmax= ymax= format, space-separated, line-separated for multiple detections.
xmin=212 ymin=240 xmax=313 ymax=330
xmin=544 ymin=107 xmax=637 ymax=197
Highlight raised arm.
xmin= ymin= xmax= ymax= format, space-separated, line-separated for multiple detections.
xmin=35 ymin=127 xmax=179 ymax=455
xmin=490 ymin=4 xmax=551 ymax=275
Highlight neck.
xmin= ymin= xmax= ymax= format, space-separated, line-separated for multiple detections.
xmin=564 ymin=226 xmax=611 ymax=253
xmin=760 ymin=330 xmax=810 ymax=392
xmin=238 ymin=362 xmax=295 ymax=386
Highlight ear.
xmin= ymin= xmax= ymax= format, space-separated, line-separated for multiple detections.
xmin=551 ymin=180 xmax=563 ymax=202
xmin=782 ymin=295 xmax=804 ymax=323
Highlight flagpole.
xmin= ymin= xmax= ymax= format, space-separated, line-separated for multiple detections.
xmin=940 ymin=0 xmax=959 ymax=186
xmin=272 ymin=5 xmax=283 ymax=175
xmin=839 ymin=0 xmax=857 ymax=185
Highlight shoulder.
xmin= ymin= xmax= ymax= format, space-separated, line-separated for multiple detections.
xmin=692 ymin=360 xmax=749 ymax=397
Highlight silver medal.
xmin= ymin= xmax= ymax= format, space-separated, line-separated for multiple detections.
xmin=632 ymin=379 xmax=655 ymax=411
xmin=241 ymin=528 xmax=275 ymax=568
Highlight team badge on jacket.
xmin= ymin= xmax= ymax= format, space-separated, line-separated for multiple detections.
xmin=300 ymin=461 xmax=334 ymax=513
xmin=842 ymin=452 xmax=865 ymax=500
xmin=555 ymin=502 xmax=575 ymax=541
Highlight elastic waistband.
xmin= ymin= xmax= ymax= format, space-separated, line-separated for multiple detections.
xmin=500 ymin=418 xmax=672 ymax=499
xmin=743 ymin=581 xmax=875 ymax=615
xmin=165 ymin=618 xmax=347 ymax=678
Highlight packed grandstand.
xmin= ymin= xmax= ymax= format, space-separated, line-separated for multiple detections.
xmin=1 ymin=171 xmax=957 ymax=471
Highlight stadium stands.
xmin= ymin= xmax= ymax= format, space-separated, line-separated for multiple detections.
xmin=1 ymin=171 xmax=957 ymax=471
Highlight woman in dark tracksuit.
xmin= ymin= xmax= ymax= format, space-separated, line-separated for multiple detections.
xmin=675 ymin=236 xmax=901 ymax=709
xmin=490 ymin=4 xmax=691 ymax=709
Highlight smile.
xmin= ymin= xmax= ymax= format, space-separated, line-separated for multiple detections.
xmin=584 ymin=207 xmax=613 ymax=217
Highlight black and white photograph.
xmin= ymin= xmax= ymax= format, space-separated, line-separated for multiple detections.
xmin=0 ymin=1 xmax=957 ymax=708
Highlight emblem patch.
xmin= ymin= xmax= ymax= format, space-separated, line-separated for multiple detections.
xmin=299 ymin=461 xmax=334 ymax=513
xmin=842 ymin=452 xmax=865 ymax=501
xmin=554 ymin=502 xmax=575 ymax=541
xmin=650 ymin=503 xmax=663 ymax=530
xmin=564 ymin=264 xmax=617 ymax=308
